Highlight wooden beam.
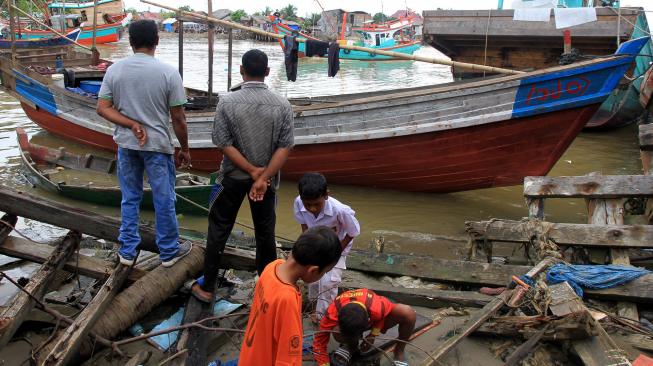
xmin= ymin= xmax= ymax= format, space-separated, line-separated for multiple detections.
xmin=41 ymin=264 xmax=133 ymax=366
xmin=175 ymin=297 xmax=212 ymax=365
xmin=346 ymin=252 xmax=532 ymax=287
xmin=340 ymin=273 xmax=493 ymax=309
xmin=420 ymin=257 xmax=555 ymax=366
xmin=504 ymin=327 xmax=547 ymax=366
xmin=524 ymin=175 xmax=653 ymax=198
xmin=466 ymin=219 xmax=653 ymax=248
xmin=640 ymin=124 xmax=653 ymax=151
xmin=474 ymin=312 xmax=595 ymax=341
xmin=0 ymin=231 xmax=80 ymax=347
xmin=0 ymin=188 xmax=255 ymax=271
xmin=0 ymin=236 xmax=146 ymax=282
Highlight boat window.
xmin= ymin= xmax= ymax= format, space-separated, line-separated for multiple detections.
xmin=375 ymin=33 xmax=380 ymax=46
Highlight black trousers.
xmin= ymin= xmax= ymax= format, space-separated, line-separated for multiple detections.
xmin=200 ymin=176 xmax=277 ymax=292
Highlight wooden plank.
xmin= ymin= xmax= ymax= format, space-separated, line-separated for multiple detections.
xmin=421 ymin=257 xmax=554 ymax=366
xmin=41 ymin=264 xmax=133 ymax=366
xmin=0 ymin=236 xmax=146 ymax=282
xmin=587 ymin=196 xmax=639 ymax=322
xmin=0 ymin=187 xmax=255 ymax=271
xmin=340 ymin=273 xmax=493 ymax=309
xmin=524 ymin=175 xmax=653 ymax=198
xmin=504 ymin=327 xmax=547 ymax=366
xmin=474 ymin=312 xmax=595 ymax=341
xmin=640 ymin=124 xmax=653 ymax=151
xmin=346 ymin=252 xmax=532 ymax=287
xmin=466 ymin=219 xmax=653 ymax=248
xmin=0 ymin=231 xmax=80 ymax=347
xmin=174 ymin=297 xmax=213 ymax=366
xmin=0 ymin=214 xmax=17 ymax=245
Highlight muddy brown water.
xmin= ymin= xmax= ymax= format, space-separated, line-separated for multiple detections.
xmin=0 ymin=33 xmax=642 ymax=264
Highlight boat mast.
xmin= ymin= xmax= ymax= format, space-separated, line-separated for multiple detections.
xmin=8 ymin=0 xmax=16 ymax=61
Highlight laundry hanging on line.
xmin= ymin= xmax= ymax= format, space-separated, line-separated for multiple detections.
xmin=328 ymin=42 xmax=340 ymax=77
xmin=306 ymin=39 xmax=330 ymax=57
xmin=283 ymin=35 xmax=298 ymax=82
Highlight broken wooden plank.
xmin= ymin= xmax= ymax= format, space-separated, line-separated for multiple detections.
xmin=524 ymin=175 xmax=653 ymax=198
xmin=0 ymin=236 xmax=146 ymax=282
xmin=41 ymin=263 xmax=133 ymax=366
xmin=640 ymin=123 xmax=653 ymax=151
xmin=0 ymin=231 xmax=80 ymax=347
xmin=474 ymin=312 xmax=595 ymax=341
xmin=504 ymin=326 xmax=548 ymax=366
xmin=346 ymin=252 xmax=532 ymax=287
xmin=466 ymin=219 xmax=653 ymax=248
xmin=174 ymin=297 xmax=213 ymax=366
xmin=340 ymin=274 xmax=493 ymax=309
xmin=0 ymin=214 xmax=16 ymax=245
xmin=549 ymin=282 xmax=631 ymax=366
xmin=421 ymin=257 xmax=555 ymax=366
xmin=0 ymin=187 xmax=255 ymax=270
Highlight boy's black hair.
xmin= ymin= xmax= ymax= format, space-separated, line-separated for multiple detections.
xmin=129 ymin=20 xmax=158 ymax=49
xmin=292 ymin=226 xmax=341 ymax=270
xmin=242 ymin=49 xmax=268 ymax=78
xmin=338 ymin=303 xmax=369 ymax=340
xmin=298 ymin=172 xmax=328 ymax=200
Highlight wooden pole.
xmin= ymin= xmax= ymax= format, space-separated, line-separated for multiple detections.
xmin=140 ymin=0 xmax=524 ymax=75
xmin=178 ymin=18 xmax=184 ymax=79
xmin=91 ymin=0 xmax=98 ymax=49
xmin=11 ymin=5 xmax=93 ymax=51
xmin=227 ymin=27 xmax=233 ymax=91
xmin=207 ymin=0 xmax=213 ymax=106
xmin=8 ymin=0 xmax=16 ymax=62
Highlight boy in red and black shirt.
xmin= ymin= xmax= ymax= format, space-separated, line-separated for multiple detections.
xmin=314 ymin=289 xmax=416 ymax=366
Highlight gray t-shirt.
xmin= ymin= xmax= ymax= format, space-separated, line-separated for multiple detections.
xmin=98 ymin=53 xmax=187 ymax=154
xmin=212 ymin=82 xmax=294 ymax=185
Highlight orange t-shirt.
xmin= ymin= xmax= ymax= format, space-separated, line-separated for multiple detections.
xmin=238 ymin=259 xmax=303 ymax=366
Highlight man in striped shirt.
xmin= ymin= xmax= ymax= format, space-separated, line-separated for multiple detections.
xmin=192 ymin=49 xmax=295 ymax=302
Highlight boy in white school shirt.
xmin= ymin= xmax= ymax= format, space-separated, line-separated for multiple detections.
xmin=293 ymin=172 xmax=361 ymax=323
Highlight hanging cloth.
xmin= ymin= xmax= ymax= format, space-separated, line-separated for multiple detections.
xmin=328 ymin=42 xmax=340 ymax=77
xmin=306 ymin=39 xmax=330 ymax=57
xmin=554 ymin=8 xmax=597 ymax=29
xmin=283 ymin=35 xmax=298 ymax=82
xmin=513 ymin=8 xmax=551 ymax=22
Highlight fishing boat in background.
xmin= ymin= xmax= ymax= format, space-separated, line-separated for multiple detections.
xmin=13 ymin=0 xmax=130 ymax=45
xmin=0 ymin=37 xmax=648 ymax=192
xmin=422 ymin=2 xmax=652 ymax=130
xmin=0 ymin=28 xmax=80 ymax=49
xmin=17 ymin=128 xmax=212 ymax=215
xmin=271 ymin=14 xmax=421 ymax=61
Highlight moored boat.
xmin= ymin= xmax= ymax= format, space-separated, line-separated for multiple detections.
xmin=0 ymin=28 xmax=80 ymax=48
xmin=17 ymin=128 xmax=212 ymax=215
xmin=1 ymin=37 xmax=648 ymax=193
xmin=422 ymin=5 xmax=653 ymax=130
xmin=271 ymin=15 xmax=421 ymax=61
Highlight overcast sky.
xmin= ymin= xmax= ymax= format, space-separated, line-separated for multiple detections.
xmin=130 ymin=0 xmax=651 ymax=16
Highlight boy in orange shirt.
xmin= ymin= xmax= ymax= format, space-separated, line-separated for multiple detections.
xmin=238 ymin=226 xmax=342 ymax=366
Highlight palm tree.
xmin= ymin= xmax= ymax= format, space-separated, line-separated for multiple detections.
xmin=280 ymin=4 xmax=298 ymax=21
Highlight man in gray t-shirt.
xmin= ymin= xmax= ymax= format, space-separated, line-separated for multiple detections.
xmin=192 ymin=49 xmax=294 ymax=303
xmin=97 ymin=20 xmax=192 ymax=268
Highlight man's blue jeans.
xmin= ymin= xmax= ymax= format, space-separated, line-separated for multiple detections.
xmin=117 ymin=147 xmax=179 ymax=261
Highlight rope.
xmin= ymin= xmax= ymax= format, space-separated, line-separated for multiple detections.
xmin=608 ymin=7 xmax=652 ymax=37
xmin=174 ymin=193 xmax=295 ymax=243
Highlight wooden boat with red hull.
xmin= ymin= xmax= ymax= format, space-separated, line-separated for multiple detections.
xmin=0 ymin=38 xmax=648 ymax=193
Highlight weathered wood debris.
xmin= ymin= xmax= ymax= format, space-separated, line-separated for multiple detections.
xmin=2 ymin=129 xmax=653 ymax=365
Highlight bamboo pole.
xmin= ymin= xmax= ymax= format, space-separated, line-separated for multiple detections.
xmin=8 ymin=0 xmax=16 ymax=62
xmin=141 ymin=0 xmax=524 ymax=75
xmin=91 ymin=0 xmax=98 ymax=49
xmin=207 ymin=0 xmax=213 ymax=106
xmin=11 ymin=5 xmax=93 ymax=51
xmin=178 ymin=18 xmax=183 ymax=79
xmin=227 ymin=28 xmax=232 ymax=91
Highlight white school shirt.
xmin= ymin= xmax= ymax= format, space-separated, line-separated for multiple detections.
xmin=293 ymin=196 xmax=361 ymax=269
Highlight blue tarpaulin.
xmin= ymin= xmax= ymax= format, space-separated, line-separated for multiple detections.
xmin=546 ymin=263 xmax=650 ymax=297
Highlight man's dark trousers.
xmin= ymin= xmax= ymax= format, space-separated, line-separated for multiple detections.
xmin=200 ymin=176 xmax=277 ymax=292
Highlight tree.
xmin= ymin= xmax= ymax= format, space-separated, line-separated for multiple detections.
xmin=280 ymin=4 xmax=297 ymax=21
xmin=230 ymin=9 xmax=247 ymax=22
xmin=126 ymin=7 xmax=139 ymax=16
xmin=179 ymin=5 xmax=193 ymax=12
xmin=373 ymin=12 xmax=389 ymax=24
xmin=302 ymin=12 xmax=320 ymax=30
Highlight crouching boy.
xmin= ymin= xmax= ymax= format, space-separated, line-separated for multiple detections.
xmin=238 ymin=226 xmax=342 ymax=366
xmin=313 ymin=288 xmax=416 ymax=366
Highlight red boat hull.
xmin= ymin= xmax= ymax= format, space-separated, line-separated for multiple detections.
xmin=21 ymin=102 xmax=597 ymax=192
